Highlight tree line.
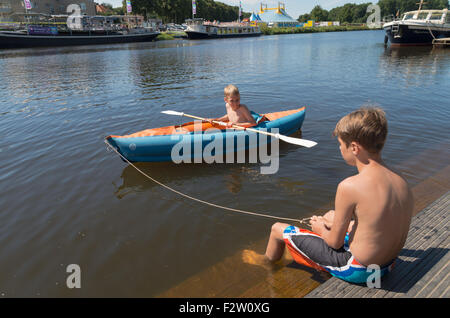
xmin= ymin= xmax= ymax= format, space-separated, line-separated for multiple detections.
xmin=121 ymin=0 xmax=249 ymax=24
xmin=117 ymin=0 xmax=449 ymax=24
xmin=298 ymin=0 xmax=449 ymax=23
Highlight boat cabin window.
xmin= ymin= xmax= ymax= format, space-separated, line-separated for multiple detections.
xmin=403 ymin=13 xmax=415 ymax=20
xmin=417 ymin=12 xmax=429 ymax=20
xmin=187 ymin=19 xmax=203 ymax=26
xmin=429 ymin=12 xmax=443 ymax=20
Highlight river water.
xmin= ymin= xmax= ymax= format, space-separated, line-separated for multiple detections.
xmin=0 ymin=30 xmax=449 ymax=297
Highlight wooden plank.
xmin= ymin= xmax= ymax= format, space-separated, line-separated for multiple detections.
xmin=409 ymin=253 xmax=449 ymax=297
xmin=382 ymin=231 xmax=449 ymax=297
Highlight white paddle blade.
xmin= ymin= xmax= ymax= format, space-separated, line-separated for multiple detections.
xmin=276 ymin=134 xmax=317 ymax=148
xmin=161 ymin=110 xmax=184 ymax=116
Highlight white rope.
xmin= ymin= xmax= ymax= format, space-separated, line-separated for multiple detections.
xmin=105 ymin=140 xmax=311 ymax=225
xmin=426 ymin=21 xmax=437 ymax=40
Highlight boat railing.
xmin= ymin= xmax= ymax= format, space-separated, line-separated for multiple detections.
xmin=216 ymin=22 xmax=253 ymax=27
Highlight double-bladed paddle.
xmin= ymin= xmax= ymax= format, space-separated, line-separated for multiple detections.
xmin=161 ymin=110 xmax=317 ymax=148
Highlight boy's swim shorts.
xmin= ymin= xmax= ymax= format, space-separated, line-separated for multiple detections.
xmin=283 ymin=225 xmax=395 ymax=284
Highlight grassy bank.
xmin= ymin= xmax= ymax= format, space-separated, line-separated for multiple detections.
xmin=156 ymin=32 xmax=175 ymax=41
xmin=156 ymin=31 xmax=187 ymax=41
xmin=260 ymin=25 xmax=378 ymax=35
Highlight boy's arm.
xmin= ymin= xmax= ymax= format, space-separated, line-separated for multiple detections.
xmin=311 ymin=179 xmax=356 ymax=249
xmin=212 ymin=114 xmax=228 ymax=122
xmin=244 ymin=105 xmax=257 ymax=125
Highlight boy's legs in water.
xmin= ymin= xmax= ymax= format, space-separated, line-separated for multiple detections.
xmin=242 ymin=222 xmax=291 ymax=268
xmin=265 ymin=222 xmax=290 ymax=261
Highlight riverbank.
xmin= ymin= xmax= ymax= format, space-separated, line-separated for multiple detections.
xmin=156 ymin=32 xmax=176 ymax=41
xmin=156 ymin=30 xmax=188 ymax=41
xmin=260 ymin=25 xmax=377 ymax=35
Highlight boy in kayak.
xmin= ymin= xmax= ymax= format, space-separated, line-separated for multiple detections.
xmin=212 ymin=84 xmax=256 ymax=128
xmin=243 ymin=107 xmax=414 ymax=284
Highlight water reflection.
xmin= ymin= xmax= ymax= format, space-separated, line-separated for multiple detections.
xmin=224 ymin=168 xmax=243 ymax=194
xmin=114 ymin=163 xmax=248 ymax=199
xmin=113 ymin=131 xmax=305 ymax=199
xmin=0 ymin=40 xmax=197 ymax=59
xmin=378 ymin=46 xmax=449 ymax=85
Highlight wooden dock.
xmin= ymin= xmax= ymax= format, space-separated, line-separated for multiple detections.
xmin=433 ymin=38 xmax=450 ymax=48
xmin=305 ymin=191 xmax=449 ymax=298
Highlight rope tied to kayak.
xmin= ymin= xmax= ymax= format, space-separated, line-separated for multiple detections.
xmin=105 ymin=140 xmax=312 ymax=226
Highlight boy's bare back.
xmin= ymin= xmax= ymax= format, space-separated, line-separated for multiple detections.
xmin=342 ymin=161 xmax=413 ymax=266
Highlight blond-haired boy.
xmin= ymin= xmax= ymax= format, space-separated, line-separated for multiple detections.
xmin=214 ymin=84 xmax=256 ymax=128
xmin=245 ymin=107 xmax=413 ymax=284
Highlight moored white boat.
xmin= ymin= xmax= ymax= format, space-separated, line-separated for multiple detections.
xmin=185 ymin=18 xmax=261 ymax=39
xmin=383 ymin=8 xmax=450 ymax=46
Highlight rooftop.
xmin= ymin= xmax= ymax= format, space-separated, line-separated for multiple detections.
xmin=257 ymin=3 xmax=297 ymax=23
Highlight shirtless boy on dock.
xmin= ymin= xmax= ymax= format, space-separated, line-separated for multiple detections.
xmin=243 ymin=107 xmax=414 ymax=284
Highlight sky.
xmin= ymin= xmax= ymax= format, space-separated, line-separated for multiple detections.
xmin=103 ymin=1 xmax=372 ymax=19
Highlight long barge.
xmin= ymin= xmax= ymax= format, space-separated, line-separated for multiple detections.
xmin=0 ymin=28 xmax=159 ymax=49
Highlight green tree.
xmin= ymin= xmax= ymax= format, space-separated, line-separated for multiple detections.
xmin=352 ymin=3 xmax=371 ymax=23
xmin=121 ymin=0 xmax=243 ymax=24
xmin=122 ymin=0 xmax=450 ymax=25
xmin=340 ymin=4 xmax=354 ymax=23
xmin=310 ymin=5 xmax=329 ymax=21
xmin=297 ymin=13 xmax=311 ymax=22
xmin=378 ymin=0 xmax=449 ymax=18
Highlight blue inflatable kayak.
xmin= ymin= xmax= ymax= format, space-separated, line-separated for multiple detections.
xmin=105 ymin=107 xmax=306 ymax=162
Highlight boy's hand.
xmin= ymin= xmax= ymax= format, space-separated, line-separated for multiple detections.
xmin=226 ymin=122 xmax=233 ymax=128
xmin=310 ymin=216 xmax=328 ymax=236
